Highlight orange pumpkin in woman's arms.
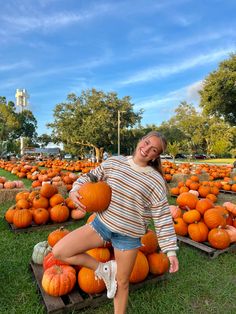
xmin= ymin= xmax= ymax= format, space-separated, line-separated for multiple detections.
xmin=79 ymin=173 xmax=112 ymax=213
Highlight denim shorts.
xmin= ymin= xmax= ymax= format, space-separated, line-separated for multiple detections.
xmin=90 ymin=216 xmax=141 ymax=251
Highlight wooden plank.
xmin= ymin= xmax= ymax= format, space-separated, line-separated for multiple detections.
xmin=6 ymin=219 xmax=75 ymax=233
xmin=219 ymin=189 xmax=236 ymax=195
xmin=177 ymin=235 xmax=236 ymax=259
xmin=30 ymin=261 xmax=168 ymax=314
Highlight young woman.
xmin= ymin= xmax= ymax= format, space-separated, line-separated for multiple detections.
xmin=53 ymin=131 xmax=179 ymax=314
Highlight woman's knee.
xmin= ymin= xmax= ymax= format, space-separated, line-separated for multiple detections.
xmin=117 ymin=276 xmax=130 ymax=290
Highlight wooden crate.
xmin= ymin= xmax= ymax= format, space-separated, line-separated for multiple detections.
xmin=30 ymin=262 xmax=168 ymax=314
xmin=177 ymin=235 xmax=236 ymax=259
xmin=5 ymin=219 xmax=76 ymax=233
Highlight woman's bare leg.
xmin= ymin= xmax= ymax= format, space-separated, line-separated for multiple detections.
xmin=113 ymin=248 xmax=139 ymax=314
xmin=52 ymin=223 xmax=104 ymax=270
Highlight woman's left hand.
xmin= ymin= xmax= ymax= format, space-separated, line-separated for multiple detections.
xmin=168 ymin=255 xmax=179 ymax=273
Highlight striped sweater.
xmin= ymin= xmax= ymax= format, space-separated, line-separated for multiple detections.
xmin=71 ymin=155 xmax=178 ymax=254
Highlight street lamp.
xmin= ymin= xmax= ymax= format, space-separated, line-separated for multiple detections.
xmin=117 ymin=110 xmax=125 ymax=155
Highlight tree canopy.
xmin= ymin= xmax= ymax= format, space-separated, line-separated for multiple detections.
xmin=200 ymin=53 xmax=236 ymax=125
xmin=48 ymin=89 xmax=143 ymax=160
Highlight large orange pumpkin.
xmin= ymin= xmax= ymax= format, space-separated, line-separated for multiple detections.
xmin=129 ymin=251 xmax=149 ymax=283
xmin=13 ymin=208 xmax=32 ymax=228
xmin=204 ymin=208 xmax=227 ymax=229
xmin=147 ymin=252 xmax=169 ymax=275
xmin=79 ymin=173 xmax=112 ymax=212
xmin=42 ymin=265 xmax=76 ymax=296
xmin=176 ymin=192 xmax=198 ymax=210
xmin=50 ymin=204 xmax=69 ymax=223
xmin=196 ymin=198 xmax=214 ymax=216
xmin=188 ymin=221 xmax=209 ymax=242
xmin=78 ymin=267 xmax=106 ymax=294
xmin=208 ymin=227 xmax=230 ymax=249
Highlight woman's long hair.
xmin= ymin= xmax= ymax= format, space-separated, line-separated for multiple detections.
xmin=142 ymin=131 xmax=167 ymax=178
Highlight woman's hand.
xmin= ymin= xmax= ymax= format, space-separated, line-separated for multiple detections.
xmin=168 ymin=255 xmax=179 ymax=273
xmin=69 ymin=190 xmax=87 ymax=214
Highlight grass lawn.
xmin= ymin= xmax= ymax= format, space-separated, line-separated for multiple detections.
xmin=0 ymin=169 xmax=236 ymax=313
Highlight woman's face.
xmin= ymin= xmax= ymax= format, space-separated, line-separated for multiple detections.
xmin=135 ymin=135 xmax=164 ymax=164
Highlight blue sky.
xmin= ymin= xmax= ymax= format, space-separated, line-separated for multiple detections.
xmin=1 ymin=0 xmax=236 ymax=136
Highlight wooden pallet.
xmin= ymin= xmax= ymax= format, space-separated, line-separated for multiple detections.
xmin=177 ymin=235 xmax=236 ymax=259
xmin=6 ymin=219 xmax=76 ymax=233
xmin=30 ymin=262 xmax=168 ymax=314
xmin=219 ymin=189 xmax=236 ymax=195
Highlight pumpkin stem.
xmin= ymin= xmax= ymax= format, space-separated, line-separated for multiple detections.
xmin=87 ymin=173 xmax=98 ymax=183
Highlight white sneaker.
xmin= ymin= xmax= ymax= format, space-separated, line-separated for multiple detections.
xmin=95 ymin=260 xmax=117 ymax=298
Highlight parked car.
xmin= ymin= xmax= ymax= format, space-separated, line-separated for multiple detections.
xmin=160 ymin=154 xmax=173 ymax=160
xmin=194 ymin=154 xmax=207 ymax=159
xmin=175 ymin=153 xmax=187 ymax=159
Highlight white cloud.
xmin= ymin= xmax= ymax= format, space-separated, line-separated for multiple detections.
xmin=119 ymin=48 xmax=235 ymax=85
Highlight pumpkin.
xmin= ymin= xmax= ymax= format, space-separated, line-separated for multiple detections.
xmin=196 ymin=199 xmax=214 ymax=216
xmin=32 ymin=195 xmax=49 ymax=209
xmin=50 ymin=204 xmax=69 ymax=223
xmin=173 ymin=217 xmax=188 ymax=236
xmin=198 ymin=185 xmax=211 ymax=198
xmin=176 ymin=192 xmax=198 ymax=210
xmin=79 ymin=173 xmax=112 ymax=212
xmin=49 ymin=193 xmax=65 ymax=207
xmin=208 ymin=227 xmax=230 ymax=249
xmin=86 ymin=247 xmax=111 ymax=262
xmin=169 ymin=205 xmax=182 ymax=219
xmin=43 ymin=252 xmax=67 ymax=270
xmin=139 ymin=229 xmax=158 ymax=255
xmin=147 ymin=252 xmax=169 ymax=275
xmin=42 ymin=265 xmax=76 ymax=296
xmin=204 ymin=208 xmax=227 ymax=229
xmin=129 ymin=251 xmax=149 ymax=283
xmin=4 ymin=205 xmax=17 ymax=223
xmin=78 ymin=267 xmax=106 ymax=294
xmin=32 ymin=241 xmax=52 ymax=264
xmin=183 ymin=209 xmax=201 ymax=224
xmin=33 ymin=208 xmax=50 ymax=225
xmin=4 ymin=181 xmax=16 ymax=189
xmin=225 ymin=225 xmax=236 ymax=243
xmin=40 ymin=183 xmax=58 ymax=198
xmin=15 ymin=191 xmax=30 ymax=202
xmin=188 ymin=221 xmax=209 ymax=242
xmin=13 ymin=208 xmax=32 ymax=228
xmin=223 ymin=202 xmax=236 ymax=216
xmin=47 ymin=227 xmax=70 ymax=247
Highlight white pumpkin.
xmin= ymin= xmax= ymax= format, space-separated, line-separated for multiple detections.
xmin=32 ymin=241 xmax=52 ymax=264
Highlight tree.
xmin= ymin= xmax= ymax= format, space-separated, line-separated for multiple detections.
xmin=48 ymin=89 xmax=142 ymax=161
xmin=167 ymin=102 xmax=206 ymax=154
xmin=200 ymin=53 xmax=236 ymax=125
xmin=37 ymin=134 xmax=53 ymax=148
xmin=167 ymin=141 xmax=180 ymax=162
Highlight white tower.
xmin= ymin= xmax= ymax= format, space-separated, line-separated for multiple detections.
xmin=15 ymin=89 xmax=29 ymax=112
xmin=15 ymin=89 xmax=29 ymax=155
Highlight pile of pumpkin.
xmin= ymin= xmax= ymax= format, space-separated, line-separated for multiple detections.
xmin=170 ymin=191 xmax=236 ymax=249
xmin=0 ymin=176 xmax=25 ymax=189
xmin=4 ymin=183 xmax=86 ymax=228
xmin=170 ymin=175 xmax=222 ymax=203
xmin=32 ymin=218 xmax=170 ymax=297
